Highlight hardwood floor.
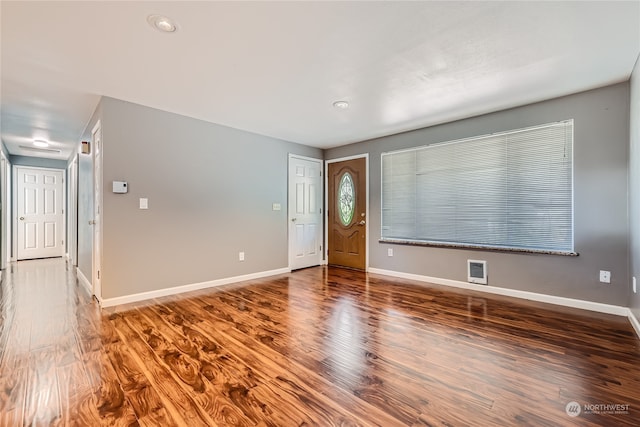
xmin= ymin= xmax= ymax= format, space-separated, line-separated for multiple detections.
xmin=1 ymin=259 xmax=639 ymax=426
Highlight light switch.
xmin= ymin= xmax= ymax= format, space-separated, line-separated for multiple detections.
xmin=272 ymin=203 xmax=281 ymax=211
xmin=139 ymin=198 xmax=148 ymax=209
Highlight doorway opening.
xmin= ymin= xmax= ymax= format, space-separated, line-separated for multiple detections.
xmin=92 ymin=121 xmax=103 ymax=301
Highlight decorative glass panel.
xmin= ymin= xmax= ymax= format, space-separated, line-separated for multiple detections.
xmin=338 ymin=172 xmax=355 ymax=226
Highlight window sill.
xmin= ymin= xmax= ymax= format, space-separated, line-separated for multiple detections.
xmin=379 ymin=238 xmax=578 ymax=257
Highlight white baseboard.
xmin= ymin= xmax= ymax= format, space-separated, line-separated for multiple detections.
xmin=368 ymin=267 xmax=629 ymax=317
xmin=628 ymin=309 xmax=640 ymax=340
xmin=100 ymin=267 xmax=291 ymax=308
xmin=76 ymin=267 xmax=92 ymax=295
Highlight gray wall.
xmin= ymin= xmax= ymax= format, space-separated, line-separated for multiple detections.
xmin=326 ymin=83 xmax=630 ymax=306
xmin=629 ymin=55 xmax=640 ymax=318
xmin=9 ymin=155 xmax=67 ymax=169
xmin=77 ymin=103 xmax=101 ymax=281
xmin=100 ymin=97 xmax=322 ymax=299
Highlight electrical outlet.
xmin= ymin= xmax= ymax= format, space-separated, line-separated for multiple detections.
xmin=239 ymin=251 xmax=245 ymax=261
xmin=599 ymin=270 xmax=611 ymax=284
xmin=388 ymin=248 xmax=393 ymax=257
xmin=633 ymin=277 xmax=637 ymax=293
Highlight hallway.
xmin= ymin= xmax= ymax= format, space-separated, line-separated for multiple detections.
xmin=0 ymin=258 xmax=101 ymax=425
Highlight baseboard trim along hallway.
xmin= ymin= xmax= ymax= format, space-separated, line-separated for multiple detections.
xmin=100 ymin=267 xmax=291 ymax=308
xmin=628 ymin=309 xmax=640 ymax=340
xmin=76 ymin=267 xmax=93 ymax=295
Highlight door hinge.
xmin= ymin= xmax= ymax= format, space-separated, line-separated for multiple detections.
xmin=97 ymin=270 xmax=100 ymax=279
xmin=61 ymin=240 xmax=64 ymax=245
xmin=320 ymin=245 xmax=322 ymax=251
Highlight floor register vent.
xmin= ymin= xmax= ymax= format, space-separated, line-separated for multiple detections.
xmin=468 ymin=260 xmax=488 ymax=285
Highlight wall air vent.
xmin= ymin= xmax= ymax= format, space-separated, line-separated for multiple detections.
xmin=468 ymin=260 xmax=487 ymax=285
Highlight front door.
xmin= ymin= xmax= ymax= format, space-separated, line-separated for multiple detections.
xmin=328 ymin=157 xmax=366 ymax=270
xmin=16 ymin=166 xmax=65 ymax=260
xmin=288 ymin=156 xmax=323 ymax=270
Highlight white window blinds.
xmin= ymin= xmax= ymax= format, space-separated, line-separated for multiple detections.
xmin=381 ymin=120 xmax=574 ymax=254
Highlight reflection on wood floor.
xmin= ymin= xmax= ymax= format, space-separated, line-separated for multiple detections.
xmin=1 ymin=259 xmax=639 ymax=426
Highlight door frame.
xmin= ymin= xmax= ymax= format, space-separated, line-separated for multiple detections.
xmin=325 ymin=153 xmax=369 ymax=271
xmin=67 ymin=155 xmax=78 ymax=266
xmin=12 ymin=165 xmax=66 ymax=261
xmin=0 ymin=151 xmax=9 ymax=268
xmin=288 ymin=153 xmax=324 ymax=270
xmin=92 ymin=120 xmax=103 ymax=301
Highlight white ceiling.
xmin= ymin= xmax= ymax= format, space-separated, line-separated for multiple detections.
xmin=1 ymin=1 xmax=639 ymax=161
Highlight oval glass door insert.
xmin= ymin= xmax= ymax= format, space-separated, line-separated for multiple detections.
xmin=338 ymin=172 xmax=355 ymax=226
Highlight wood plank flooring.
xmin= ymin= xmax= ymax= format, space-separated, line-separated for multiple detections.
xmin=1 ymin=259 xmax=639 ymax=426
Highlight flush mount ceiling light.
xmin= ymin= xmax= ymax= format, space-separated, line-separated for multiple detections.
xmin=147 ymin=14 xmax=178 ymax=33
xmin=333 ymin=100 xmax=350 ymax=109
xmin=33 ymin=139 xmax=49 ymax=148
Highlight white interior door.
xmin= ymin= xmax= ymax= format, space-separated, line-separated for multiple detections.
xmin=15 ymin=166 xmax=65 ymax=260
xmin=288 ymin=155 xmax=323 ymax=270
xmin=92 ymin=121 xmax=102 ymax=300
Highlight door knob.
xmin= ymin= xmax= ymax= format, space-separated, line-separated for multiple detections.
xmin=358 ymin=220 xmax=366 ymax=225
xmin=291 ymin=218 xmax=297 ymax=222
xmin=19 ymin=217 xmax=24 ymax=221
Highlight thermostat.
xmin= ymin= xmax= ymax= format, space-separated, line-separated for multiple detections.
xmin=113 ymin=181 xmax=128 ymax=193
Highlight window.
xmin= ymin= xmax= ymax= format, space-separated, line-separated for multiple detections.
xmin=381 ymin=120 xmax=574 ymax=254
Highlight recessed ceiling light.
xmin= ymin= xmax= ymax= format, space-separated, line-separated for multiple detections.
xmin=33 ymin=139 xmax=49 ymax=148
xmin=147 ymin=14 xmax=178 ymax=33
xmin=333 ymin=100 xmax=349 ymax=109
